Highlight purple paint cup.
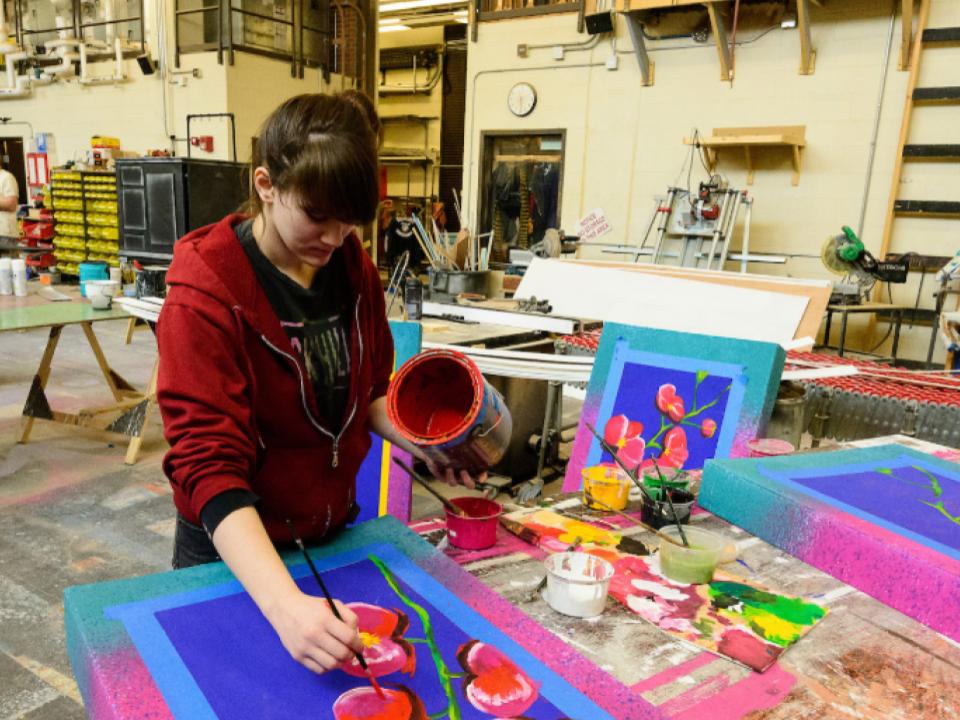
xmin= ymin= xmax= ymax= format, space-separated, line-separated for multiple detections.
xmin=445 ymin=497 xmax=502 ymax=550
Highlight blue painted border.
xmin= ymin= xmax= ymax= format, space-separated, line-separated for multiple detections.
xmin=105 ymin=544 xmax=612 ymax=720
xmin=586 ymin=342 xmax=747 ymax=470
xmin=761 ymin=455 xmax=960 ymax=561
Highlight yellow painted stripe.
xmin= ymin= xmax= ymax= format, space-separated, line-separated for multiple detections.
xmin=378 ymin=440 xmax=393 ymax=517
xmin=10 ymin=653 xmax=83 ymax=705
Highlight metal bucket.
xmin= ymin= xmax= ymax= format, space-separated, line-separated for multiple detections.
xmin=765 ymin=381 xmax=808 ymax=450
xmin=427 ymin=269 xmax=497 ymax=302
xmin=386 ymin=349 xmax=513 ymax=473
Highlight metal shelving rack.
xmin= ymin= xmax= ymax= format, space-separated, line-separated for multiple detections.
xmin=50 ymin=169 xmax=119 ymax=276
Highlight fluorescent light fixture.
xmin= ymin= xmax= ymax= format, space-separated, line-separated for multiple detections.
xmin=380 ymin=0 xmax=466 ymax=13
xmin=379 ymin=24 xmax=412 ymax=32
xmin=379 ymin=17 xmax=404 ymax=24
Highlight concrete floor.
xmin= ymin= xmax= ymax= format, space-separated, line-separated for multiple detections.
xmin=0 ymin=318 xmax=565 ymax=718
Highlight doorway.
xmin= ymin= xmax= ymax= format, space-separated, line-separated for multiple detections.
xmin=0 ymin=137 xmax=27 ymax=204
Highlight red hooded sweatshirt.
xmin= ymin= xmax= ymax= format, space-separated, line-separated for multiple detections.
xmin=156 ymin=214 xmax=394 ymax=543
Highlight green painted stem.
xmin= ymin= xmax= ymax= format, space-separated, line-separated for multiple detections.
xmin=370 ymin=554 xmax=461 ymax=720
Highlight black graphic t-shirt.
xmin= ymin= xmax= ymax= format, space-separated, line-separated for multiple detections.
xmin=236 ymin=220 xmax=351 ymax=433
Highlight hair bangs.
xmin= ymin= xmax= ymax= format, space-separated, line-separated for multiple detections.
xmin=279 ymin=134 xmax=379 ymax=226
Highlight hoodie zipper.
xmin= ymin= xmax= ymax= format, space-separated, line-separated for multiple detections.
xmin=258 ymin=296 xmax=363 ymax=468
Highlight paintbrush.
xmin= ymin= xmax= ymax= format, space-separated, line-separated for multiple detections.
xmin=392 ymin=458 xmax=467 ymax=517
xmin=650 ymin=458 xmax=690 ymax=547
xmin=284 ymin=520 xmax=385 ymax=700
xmin=583 ymin=490 xmax=685 ymax=548
xmin=583 ymin=422 xmax=660 ymax=508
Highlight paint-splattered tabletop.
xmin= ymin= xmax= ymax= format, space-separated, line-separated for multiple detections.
xmin=411 ymin=481 xmax=960 ymax=720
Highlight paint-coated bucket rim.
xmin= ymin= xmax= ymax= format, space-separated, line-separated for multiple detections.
xmin=544 ymin=552 xmax=615 ymax=586
xmin=387 ymin=349 xmax=486 ymax=446
xmin=445 ymin=497 xmax=503 ymax=521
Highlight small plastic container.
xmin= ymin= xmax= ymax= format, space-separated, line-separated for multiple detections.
xmin=543 ymin=552 xmax=615 ymax=618
xmin=582 ymin=464 xmax=631 ymax=511
xmin=659 ymin=526 xmax=728 ymax=585
xmin=445 ymin=497 xmax=502 ymax=550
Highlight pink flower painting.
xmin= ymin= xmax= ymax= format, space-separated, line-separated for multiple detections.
xmin=457 ymin=640 xmax=540 ymax=718
xmin=599 ymin=371 xmax=731 ymax=475
xmin=342 ymin=603 xmax=416 ymax=679
xmin=333 ymin=686 xmax=428 ymax=720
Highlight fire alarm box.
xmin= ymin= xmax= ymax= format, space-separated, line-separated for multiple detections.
xmin=190 ymin=135 xmax=214 ymax=153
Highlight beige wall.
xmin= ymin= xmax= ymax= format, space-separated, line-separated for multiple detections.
xmin=4 ymin=0 xmax=345 ymax=165
xmin=225 ymin=53 xmax=344 ymax=162
xmin=378 ymin=27 xmax=445 ymax=201
xmin=464 ymin=0 xmax=960 ymax=362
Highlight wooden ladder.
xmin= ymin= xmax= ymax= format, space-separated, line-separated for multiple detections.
xmin=878 ymin=0 xmax=960 ymax=262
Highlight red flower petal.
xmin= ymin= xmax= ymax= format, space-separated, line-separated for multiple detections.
xmin=342 ymin=603 xmax=416 ymax=678
xmin=655 ymin=385 xmax=686 ymax=423
xmin=333 ymin=686 xmax=427 ymax=720
xmin=626 ymin=420 xmax=644 ymax=439
xmin=457 ymin=640 xmax=540 ymax=718
xmin=603 ymin=415 xmax=629 ymax=446
xmin=619 ymin=437 xmax=646 ymax=469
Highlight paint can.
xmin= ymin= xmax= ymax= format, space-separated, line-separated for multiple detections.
xmin=747 ymin=437 xmax=796 ymax=458
xmin=543 ymin=552 xmax=614 ymax=618
xmin=640 ymin=488 xmax=695 ymax=529
xmin=386 ymin=349 xmax=513 ymax=473
xmin=658 ymin=526 xmax=727 ymax=584
xmin=444 ymin=497 xmax=502 ymax=550
xmin=404 ymin=277 xmax=422 ymax=320
xmin=581 ymin=464 xmax=631 ymax=511
xmin=135 ymin=265 xmax=168 ymax=299
xmin=79 ymin=261 xmax=109 ymax=297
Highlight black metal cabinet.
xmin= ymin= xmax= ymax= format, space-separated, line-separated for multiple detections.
xmin=116 ymin=158 xmax=248 ymax=262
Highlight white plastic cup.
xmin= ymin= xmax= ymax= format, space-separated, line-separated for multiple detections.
xmin=543 ymin=551 xmax=615 ymax=618
xmin=11 ymin=259 xmax=27 ymax=297
xmin=109 ymin=266 xmax=122 ymax=283
xmin=0 ymin=257 xmax=11 ymax=295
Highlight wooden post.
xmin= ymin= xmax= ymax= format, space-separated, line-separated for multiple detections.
xmin=707 ymin=3 xmax=733 ymax=81
xmin=899 ymin=0 xmax=914 ymax=70
xmin=18 ymin=326 xmax=63 ymax=443
xmin=797 ymin=0 xmax=817 ymax=75
xmin=124 ymin=358 xmax=160 ymax=466
xmin=624 ymin=12 xmax=655 ymax=86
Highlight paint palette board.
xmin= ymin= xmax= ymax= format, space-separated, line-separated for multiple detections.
xmin=353 ymin=320 xmax=421 ymax=523
xmin=563 ymin=323 xmax=785 ymax=492
xmin=699 ymin=445 xmax=960 ymax=642
xmin=65 ymin=516 xmax=663 ymax=720
xmin=589 ymin=547 xmax=827 ymax=672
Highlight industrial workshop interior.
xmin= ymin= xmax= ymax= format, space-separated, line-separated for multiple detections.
xmin=3 ymin=0 xmax=960 ymax=717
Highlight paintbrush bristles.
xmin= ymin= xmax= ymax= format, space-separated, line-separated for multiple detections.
xmin=392 ymin=458 xmax=467 ymax=516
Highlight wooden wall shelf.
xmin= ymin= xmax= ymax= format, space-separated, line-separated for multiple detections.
xmin=684 ymin=126 xmax=807 ymax=186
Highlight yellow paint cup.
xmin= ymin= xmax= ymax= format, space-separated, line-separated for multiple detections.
xmin=581 ymin=464 xmax=631 ymax=511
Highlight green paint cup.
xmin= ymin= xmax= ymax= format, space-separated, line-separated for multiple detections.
xmin=659 ymin=526 xmax=727 ymax=585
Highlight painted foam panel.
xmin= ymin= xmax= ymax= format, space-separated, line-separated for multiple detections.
xmin=564 ymin=322 xmax=785 ymax=491
xmin=64 ymin=516 xmax=664 ymax=720
xmin=699 ymin=445 xmax=960 ymax=641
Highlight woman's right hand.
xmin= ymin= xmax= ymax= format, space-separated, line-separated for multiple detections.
xmin=266 ymin=592 xmax=364 ymax=674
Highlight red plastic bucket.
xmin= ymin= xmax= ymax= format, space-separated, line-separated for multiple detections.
xmin=386 ymin=349 xmax=512 ymax=473
xmin=444 ymin=497 xmax=502 ymax=550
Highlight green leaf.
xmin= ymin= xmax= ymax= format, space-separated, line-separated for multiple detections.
xmin=696 ymin=370 xmax=709 ymax=385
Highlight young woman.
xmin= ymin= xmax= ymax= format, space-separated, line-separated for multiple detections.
xmin=156 ymin=92 xmax=476 ymax=677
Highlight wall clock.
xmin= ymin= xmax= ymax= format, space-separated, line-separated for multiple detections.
xmin=507 ymin=82 xmax=537 ymax=117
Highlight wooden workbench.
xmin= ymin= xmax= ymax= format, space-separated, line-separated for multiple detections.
xmin=0 ymin=286 xmax=157 ymax=464
xmin=410 ymin=477 xmax=960 ymax=718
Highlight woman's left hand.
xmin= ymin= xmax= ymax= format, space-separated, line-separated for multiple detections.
xmin=424 ymin=458 xmax=487 ymax=490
